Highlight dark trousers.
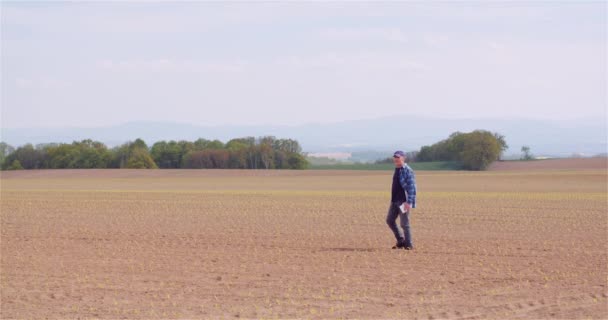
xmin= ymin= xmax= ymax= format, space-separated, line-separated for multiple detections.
xmin=386 ymin=201 xmax=413 ymax=247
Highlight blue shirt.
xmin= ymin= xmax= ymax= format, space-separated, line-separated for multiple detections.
xmin=391 ymin=163 xmax=417 ymax=208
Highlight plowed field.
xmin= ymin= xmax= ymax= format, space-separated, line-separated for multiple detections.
xmin=1 ymin=169 xmax=606 ymax=319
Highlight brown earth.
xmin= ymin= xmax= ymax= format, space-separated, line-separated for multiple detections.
xmin=489 ymin=157 xmax=607 ymax=171
xmin=1 ymin=169 xmax=607 ymax=319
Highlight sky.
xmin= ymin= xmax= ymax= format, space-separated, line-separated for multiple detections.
xmin=1 ymin=1 xmax=606 ymax=128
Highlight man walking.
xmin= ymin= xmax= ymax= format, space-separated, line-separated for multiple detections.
xmin=386 ymin=150 xmax=417 ymax=250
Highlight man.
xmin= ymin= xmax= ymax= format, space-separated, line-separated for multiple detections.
xmin=386 ymin=150 xmax=417 ymax=250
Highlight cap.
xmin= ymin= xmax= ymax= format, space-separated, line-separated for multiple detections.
xmin=393 ymin=150 xmax=405 ymax=158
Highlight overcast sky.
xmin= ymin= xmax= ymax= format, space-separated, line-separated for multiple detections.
xmin=1 ymin=1 xmax=606 ymax=128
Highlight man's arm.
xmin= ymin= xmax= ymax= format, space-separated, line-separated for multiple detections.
xmin=399 ymin=166 xmax=416 ymax=207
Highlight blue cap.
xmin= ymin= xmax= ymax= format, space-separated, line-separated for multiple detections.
xmin=393 ymin=150 xmax=405 ymax=158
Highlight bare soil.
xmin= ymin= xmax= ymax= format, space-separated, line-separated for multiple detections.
xmin=1 ymin=169 xmax=606 ymax=319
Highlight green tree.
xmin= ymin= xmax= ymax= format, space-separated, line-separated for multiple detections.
xmin=0 ymin=142 xmax=15 ymax=167
xmin=177 ymin=140 xmax=195 ymax=167
xmin=286 ymin=153 xmax=308 ymax=169
xmin=207 ymin=140 xmax=225 ymax=149
xmin=7 ymin=159 xmax=23 ymax=170
xmin=126 ymin=148 xmax=158 ymax=169
xmin=131 ymin=138 xmax=148 ymax=150
xmin=521 ymin=146 xmax=533 ymax=160
xmin=193 ymin=138 xmax=210 ymax=150
xmin=151 ymin=140 xmax=182 ymax=168
xmin=110 ymin=145 xmax=128 ymax=168
xmin=258 ymin=144 xmax=275 ymax=169
xmin=1 ymin=144 xmax=46 ymax=170
xmin=416 ymin=145 xmax=433 ymax=162
xmin=110 ymin=138 xmax=157 ymax=169
xmin=224 ymin=139 xmax=249 ymax=168
xmin=45 ymin=140 xmax=112 ymax=168
xmin=416 ymin=130 xmax=506 ymax=170
xmin=494 ymin=133 xmax=508 ymax=159
xmin=460 ymin=131 xmax=501 ymax=170
xmin=225 ymin=139 xmax=249 ymax=151
xmin=182 ymin=149 xmax=229 ymax=168
xmin=273 ymin=138 xmax=302 ymax=154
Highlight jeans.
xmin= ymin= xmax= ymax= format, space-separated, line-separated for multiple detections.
xmin=386 ymin=201 xmax=413 ymax=248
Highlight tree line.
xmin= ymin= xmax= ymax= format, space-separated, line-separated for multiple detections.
xmin=376 ymin=130 xmax=508 ymax=170
xmin=0 ymin=136 xmax=308 ymax=170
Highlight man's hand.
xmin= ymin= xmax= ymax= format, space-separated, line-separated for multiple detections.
xmin=402 ymin=202 xmax=411 ymax=212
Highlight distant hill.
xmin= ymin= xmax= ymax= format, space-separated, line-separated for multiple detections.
xmin=2 ymin=115 xmax=606 ymax=157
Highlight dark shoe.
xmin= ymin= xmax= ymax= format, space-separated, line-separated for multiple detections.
xmin=403 ymin=246 xmax=414 ymax=250
xmin=392 ymin=239 xmax=406 ymax=249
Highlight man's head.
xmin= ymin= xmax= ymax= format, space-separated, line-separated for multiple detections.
xmin=392 ymin=150 xmax=406 ymax=167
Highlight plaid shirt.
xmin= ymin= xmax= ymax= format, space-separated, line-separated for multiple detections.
xmin=398 ymin=163 xmax=417 ymax=208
